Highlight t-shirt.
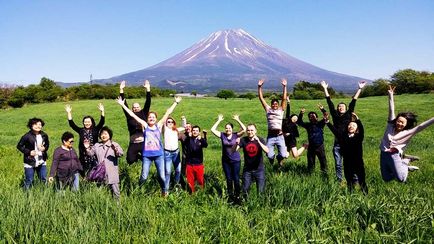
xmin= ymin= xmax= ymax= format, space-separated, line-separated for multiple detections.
xmin=266 ymin=106 xmax=284 ymax=132
xmin=239 ymin=136 xmax=265 ymax=171
xmin=221 ymin=132 xmax=241 ymax=162
xmin=143 ymin=126 xmax=163 ymax=157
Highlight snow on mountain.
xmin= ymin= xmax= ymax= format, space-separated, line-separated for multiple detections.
xmin=95 ymin=29 xmax=367 ymax=92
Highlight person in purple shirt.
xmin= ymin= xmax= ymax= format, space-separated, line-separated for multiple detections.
xmin=49 ymin=132 xmax=82 ymax=191
xmin=211 ymin=114 xmax=246 ymax=203
xmin=116 ymin=95 xmax=181 ymax=196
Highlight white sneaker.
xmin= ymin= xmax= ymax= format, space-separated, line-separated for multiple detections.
xmin=408 ymin=165 xmax=420 ymax=172
xmin=404 ymin=154 xmax=420 ymax=162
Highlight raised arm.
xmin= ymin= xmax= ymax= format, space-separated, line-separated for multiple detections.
xmin=257 ymin=79 xmax=268 ymax=111
xmin=158 ymin=96 xmax=181 ymax=128
xmin=353 ymin=80 xmax=367 ymax=100
xmin=119 ymin=80 xmax=129 ymax=108
xmin=394 ymin=117 xmax=434 ymax=141
xmin=65 ymin=105 xmax=81 ymax=133
xmin=281 ymin=78 xmax=287 ymax=110
xmin=181 ymin=115 xmax=187 ymax=128
xmin=285 ymin=97 xmax=291 ymax=119
xmin=233 ymin=114 xmax=246 ymax=137
xmin=143 ymin=80 xmax=151 ymax=115
xmin=210 ymin=114 xmax=223 ymax=138
xmin=387 ymin=85 xmax=396 ymax=122
xmin=95 ymin=103 xmax=105 ymax=130
xmin=116 ymin=97 xmax=147 ymax=127
xmin=297 ymin=108 xmax=307 ymax=128
xmin=320 ymin=80 xmax=330 ymax=98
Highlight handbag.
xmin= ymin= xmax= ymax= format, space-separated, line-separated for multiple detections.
xmin=87 ymin=146 xmax=110 ymax=182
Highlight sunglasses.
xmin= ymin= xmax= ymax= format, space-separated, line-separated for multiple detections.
xmin=68 ymin=140 xmax=74 ymax=143
xmin=167 ymin=121 xmax=174 ymax=124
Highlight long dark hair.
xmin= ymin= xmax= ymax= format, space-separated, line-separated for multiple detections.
xmin=392 ymin=112 xmax=417 ymax=130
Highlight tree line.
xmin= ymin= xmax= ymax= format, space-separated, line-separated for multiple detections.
xmin=1 ymin=69 xmax=433 ymax=108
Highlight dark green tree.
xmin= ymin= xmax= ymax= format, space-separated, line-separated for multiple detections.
xmin=216 ymin=89 xmax=236 ymax=99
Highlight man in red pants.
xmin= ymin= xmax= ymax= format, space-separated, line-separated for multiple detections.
xmin=184 ymin=126 xmax=208 ymax=193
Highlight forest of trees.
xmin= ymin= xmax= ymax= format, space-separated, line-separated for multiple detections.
xmin=1 ymin=69 xmax=433 ymax=108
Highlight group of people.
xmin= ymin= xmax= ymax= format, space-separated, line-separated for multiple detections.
xmin=17 ymin=79 xmax=434 ymax=200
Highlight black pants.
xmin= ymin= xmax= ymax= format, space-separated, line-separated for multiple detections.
xmin=344 ymin=160 xmax=368 ymax=194
xmin=307 ymin=144 xmax=328 ymax=174
xmin=126 ymin=142 xmax=144 ymax=165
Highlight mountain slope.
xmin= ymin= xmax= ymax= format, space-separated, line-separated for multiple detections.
xmin=95 ymin=29 xmax=366 ymax=92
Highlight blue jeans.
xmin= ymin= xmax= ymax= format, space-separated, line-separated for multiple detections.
xmin=141 ymin=155 xmax=166 ymax=193
xmin=222 ymin=160 xmax=241 ymax=198
xmin=242 ymin=167 xmax=265 ymax=196
xmin=164 ymin=149 xmax=181 ymax=192
xmin=266 ymin=135 xmax=288 ymax=162
xmin=380 ymin=151 xmax=408 ymax=182
xmin=24 ymin=165 xmax=47 ymax=190
xmin=332 ymin=142 xmax=343 ymax=182
xmin=56 ymin=173 xmax=80 ymax=192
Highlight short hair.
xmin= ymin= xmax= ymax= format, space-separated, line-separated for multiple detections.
xmin=82 ymin=116 xmax=96 ymax=127
xmin=393 ymin=112 xmax=417 ymax=130
xmin=308 ymin=111 xmax=318 ymax=118
xmin=61 ymin=131 xmax=74 ymax=143
xmin=192 ymin=125 xmax=201 ymax=131
xmin=271 ymin=99 xmax=279 ymax=105
xmin=99 ymin=126 xmax=113 ymax=139
xmin=337 ymin=102 xmax=346 ymax=109
xmin=27 ymin=117 xmax=45 ymax=129
xmin=247 ymin=123 xmax=257 ymax=129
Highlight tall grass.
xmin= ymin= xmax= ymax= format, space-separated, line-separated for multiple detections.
xmin=0 ymin=94 xmax=433 ymax=242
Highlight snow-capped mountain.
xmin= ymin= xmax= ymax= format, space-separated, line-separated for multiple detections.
xmin=95 ymin=29 xmax=366 ymax=92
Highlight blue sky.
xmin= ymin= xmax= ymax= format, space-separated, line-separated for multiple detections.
xmin=1 ymin=0 xmax=433 ymax=85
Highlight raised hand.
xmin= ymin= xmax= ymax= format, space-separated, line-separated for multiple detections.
xmin=65 ymin=104 xmax=72 ymax=113
xmin=300 ymin=108 xmax=306 ymax=114
xmin=258 ymin=79 xmax=265 ymax=87
xmin=98 ymin=103 xmax=104 ymax=112
xmin=358 ymin=80 xmax=367 ymax=89
xmin=323 ymin=112 xmax=330 ymax=123
xmin=119 ymin=80 xmax=126 ymax=90
xmin=116 ymin=96 xmax=125 ymax=106
xmin=143 ymin=80 xmax=150 ymax=91
xmin=388 ymin=85 xmax=395 ymax=95
xmin=352 ymin=112 xmax=359 ymax=121
xmin=317 ymin=103 xmax=324 ymax=110
xmin=232 ymin=114 xmax=239 ymax=121
xmin=281 ymin=78 xmax=287 ymax=87
xmin=218 ymin=114 xmax=224 ymax=121
xmin=320 ymin=80 xmax=328 ymax=89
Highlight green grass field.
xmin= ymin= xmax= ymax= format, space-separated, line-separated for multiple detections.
xmin=1 ymin=94 xmax=434 ymax=242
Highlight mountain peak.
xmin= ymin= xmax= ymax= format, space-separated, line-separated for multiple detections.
xmin=97 ymin=29 xmax=367 ymax=92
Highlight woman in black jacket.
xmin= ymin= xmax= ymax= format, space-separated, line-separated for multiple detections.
xmin=17 ymin=118 xmax=50 ymax=190
xmin=326 ymin=113 xmax=367 ymax=194
xmin=65 ymin=103 xmax=105 ymax=175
